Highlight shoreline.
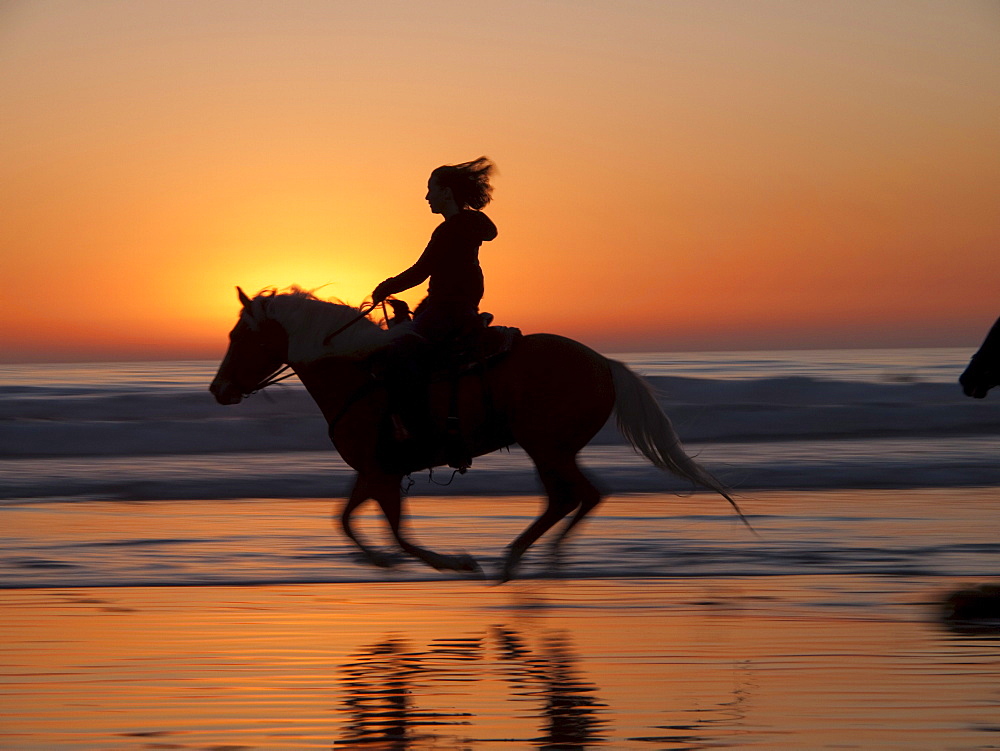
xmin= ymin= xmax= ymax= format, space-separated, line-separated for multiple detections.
xmin=3 ymin=488 xmax=999 ymax=589
xmin=3 ymin=437 xmax=1000 ymax=504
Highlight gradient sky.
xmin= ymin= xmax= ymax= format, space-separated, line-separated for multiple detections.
xmin=2 ymin=0 xmax=998 ymax=361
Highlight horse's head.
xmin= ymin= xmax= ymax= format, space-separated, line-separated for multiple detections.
xmin=210 ymin=287 xmax=289 ymax=405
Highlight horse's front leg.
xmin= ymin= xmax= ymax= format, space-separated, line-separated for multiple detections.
xmin=370 ymin=476 xmax=481 ymax=575
xmin=340 ymin=474 xmax=403 ymax=568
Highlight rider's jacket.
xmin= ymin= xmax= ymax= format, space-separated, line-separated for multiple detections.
xmin=379 ymin=209 xmax=498 ymax=309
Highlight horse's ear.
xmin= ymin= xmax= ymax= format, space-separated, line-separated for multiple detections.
xmin=237 ymin=286 xmax=252 ymax=308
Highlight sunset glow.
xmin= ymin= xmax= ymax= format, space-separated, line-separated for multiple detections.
xmin=2 ymin=0 xmax=998 ymax=361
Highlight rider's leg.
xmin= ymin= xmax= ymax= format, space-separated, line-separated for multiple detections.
xmin=370 ymin=332 xmax=431 ymax=441
xmin=384 ymin=301 xmax=475 ymax=441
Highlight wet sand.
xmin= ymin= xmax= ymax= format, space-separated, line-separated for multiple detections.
xmin=3 ymin=489 xmax=1000 ymax=749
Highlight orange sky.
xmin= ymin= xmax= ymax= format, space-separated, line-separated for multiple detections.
xmin=2 ymin=0 xmax=998 ymax=361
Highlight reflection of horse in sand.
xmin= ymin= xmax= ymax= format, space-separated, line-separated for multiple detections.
xmin=336 ymin=625 xmax=754 ymax=747
xmin=210 ymin=288 xmax=748 ymax=581
xmin=337 ymin=628 xmax=606 ymax=748
xmin=493 ymin=626 xmax=608 ymax=745
xmin=338 ymin=637 xmax=443 ymax=747
xmin=960 ymin=316 xmax=1000 ymax=399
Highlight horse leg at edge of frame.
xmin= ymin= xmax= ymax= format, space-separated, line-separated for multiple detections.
xmin=339 ymin=474 xmax=402 ymax=568
xmin=498 ymin=459 xmax=580 ymax=583
xmin=370 ymin=476 xmax=483 ymax=575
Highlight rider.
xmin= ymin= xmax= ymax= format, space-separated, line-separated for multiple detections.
xmin=371 ymin=157 xmax=498 ymax=443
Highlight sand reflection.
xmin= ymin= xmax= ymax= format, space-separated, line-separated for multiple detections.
xmin=339 ymin=636 xmax=475 ymax=747
xmin=338 ymin=626 xmax=608 ymax=748
xmin=493 ymin=627 xmax=608 ymax=747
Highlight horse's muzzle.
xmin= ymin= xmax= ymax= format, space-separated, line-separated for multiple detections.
xmin=959 ymin=367 xmax=997 ymax=399
xmin=209 ymin=379 xmax=243 ymax=405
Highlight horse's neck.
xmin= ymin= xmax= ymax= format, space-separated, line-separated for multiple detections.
xmin=279 ymin=301 xmax=387 ymax=364
xmin=291 ymin=356 xmax=370 ymax=426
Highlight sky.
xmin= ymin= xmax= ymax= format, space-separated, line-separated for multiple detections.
xmin=2 ymin=0 xmax=998 ymax=361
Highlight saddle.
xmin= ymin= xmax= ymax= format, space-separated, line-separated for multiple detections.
xmin=371 ymin=303 xmax=521 ymax=474
xmin=441 ymin=315 xmax=521 ymax=375
xmin=386 ymin=302 xmax=519 ymax=376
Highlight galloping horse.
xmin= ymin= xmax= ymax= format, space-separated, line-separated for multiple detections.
xmin=210 ymin=288 xmax=748 ymax=581
xmin=960 ymin=316 xmax=1000 ymax=399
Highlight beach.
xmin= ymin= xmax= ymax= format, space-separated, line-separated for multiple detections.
xmin=3 ymin=489 xmax=1000 ymax=749
xmin=2 ymin=352 xmax=1000 ymax=748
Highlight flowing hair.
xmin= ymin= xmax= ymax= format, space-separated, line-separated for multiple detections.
xmin=431 ymin=157 xmax=496 ymax=210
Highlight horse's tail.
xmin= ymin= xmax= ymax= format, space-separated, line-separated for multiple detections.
xmin=608 ymin=359 xmax=754 ymax=531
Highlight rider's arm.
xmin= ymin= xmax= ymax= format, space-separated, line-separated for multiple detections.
xmin=373 ymin=253 xmax=432 ymax=302
xmin=372 ymin=224 xmax=454 ymax=302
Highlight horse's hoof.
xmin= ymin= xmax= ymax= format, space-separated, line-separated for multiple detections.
xmin=455 ymin=554 xmax=482 ymax=575
xmin=942 ymin=584 xmax=1000 ymax=632
xmin=367 ymin=551 xmax=400 ymax=568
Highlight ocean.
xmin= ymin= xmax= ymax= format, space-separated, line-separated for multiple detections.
xmin=2 ymin=348 xmax=998 ymax=588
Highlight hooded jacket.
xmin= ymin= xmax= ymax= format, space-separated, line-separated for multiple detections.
xmin=379 ymin=209 xmax=498 ymax=308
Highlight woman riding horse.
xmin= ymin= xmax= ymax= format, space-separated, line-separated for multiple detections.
xmin=209 ymin=289 xmax=751 ymax=581
xmin=370 ymin=157 xmax=498 ymax=443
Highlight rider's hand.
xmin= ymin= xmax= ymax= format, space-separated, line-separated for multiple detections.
xmin=372 ymin=282 xmax=391 ymax=304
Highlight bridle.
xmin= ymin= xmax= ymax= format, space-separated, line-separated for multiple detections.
xmin=231 ymin=328 xmax=296 ymax=398
xmin=244 ymin=363 xmax=296 ymax=397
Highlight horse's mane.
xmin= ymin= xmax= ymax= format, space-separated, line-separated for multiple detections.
xmin=244 ymin=287 xmax=390 ymax=363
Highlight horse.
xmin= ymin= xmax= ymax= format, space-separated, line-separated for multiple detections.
xmin=209 ymin=287 xmax=749 ymax=581
xmin=960 ymin=316 xmax=1000 ymax=399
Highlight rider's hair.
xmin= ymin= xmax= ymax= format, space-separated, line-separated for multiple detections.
xmin=431 ymin=157 xmax=496 ymax=210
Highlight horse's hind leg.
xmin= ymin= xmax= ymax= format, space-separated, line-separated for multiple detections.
xmin=499 ymin=457 xmax=594 ymax=582
xmin=549 ymin=465 xmax=603 ymax=553
xmin=368 ymin=476 xmax=482 ymax=575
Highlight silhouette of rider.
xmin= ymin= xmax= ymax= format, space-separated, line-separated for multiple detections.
xmin=371 ymin=157 xmax=498 ymax=443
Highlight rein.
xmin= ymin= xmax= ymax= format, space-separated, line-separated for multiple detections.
xmin=246 ymin=365 xmax=296 ymax=396
xmin=321 ymin=301 xmax=381 ymax=346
